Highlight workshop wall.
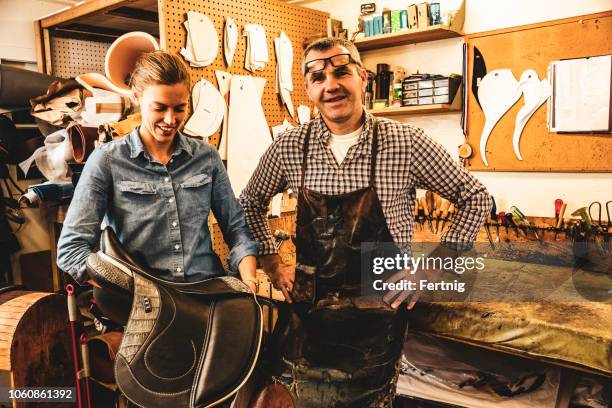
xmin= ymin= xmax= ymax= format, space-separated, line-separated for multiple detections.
xmin=302 ymin=0 xmax=612 ymax=217
xmin=0 ymin=1 xmax=69 ymax=281
xmin=0 ymin=0 xmax=67 ymax=63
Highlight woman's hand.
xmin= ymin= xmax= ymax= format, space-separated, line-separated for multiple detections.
xmin=238 ymin=255 xmax=258 ymax=293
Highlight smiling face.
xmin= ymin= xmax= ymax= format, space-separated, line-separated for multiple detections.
xmin=136 ymin=82 xmax=189 ymax=149
xmin=304 ymin=45 xmax=367 ymax=133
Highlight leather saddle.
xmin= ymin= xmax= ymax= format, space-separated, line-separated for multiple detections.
xmin=85 ymin=228 xmax=263 ymax=408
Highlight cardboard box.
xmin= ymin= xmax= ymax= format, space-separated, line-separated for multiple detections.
xmin=417 ymin=3 xmax=430 ymax=29
xmin=407 ymin=5 xmax=418 ymax=29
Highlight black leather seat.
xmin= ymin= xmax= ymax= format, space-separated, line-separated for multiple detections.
xmin=86 ymin=228 xmax=263 ymax=408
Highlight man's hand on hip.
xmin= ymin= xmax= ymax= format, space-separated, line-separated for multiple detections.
xmin=259 ymin=254 xmax=295 ymax=303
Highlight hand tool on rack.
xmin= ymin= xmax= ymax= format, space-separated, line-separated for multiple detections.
xmin=433 ymin=194 xmax=442 ymax=233
xmin=509 ymin=205 xmax=540 ymax=240
xmin=420 ymin=196 xmax=434 ymax=233
xmin=588 ymin=201 xmax=602 ymax=232
xmin=436 ymin=198 xmax=450 ymax=234
xmin=439 ymin=203 xmax=454 ymax=235
xmin=553 ymin=202 xmax=567 ymax=241
xmin=554 ymin=199 xmax=563 ymax=225
xmin=415 ymin=199 xmax=424 ymax=231
xmin=588 ymin=201 xmax=608 ymax=254
xmin=424 ymin=193 xmax=436 ymax=233
xmin=574 ymin=205 xmax=605 ymax=254
xmin=571 ymin=207 xmax=591 ymax=227
xmin=505 ymin=213 xmax=520 ymax=238
xmin=484 ymin=219 xmax=495 ymax=249
xmin=273 ymin=229 xmax=291 ymax=252
xmin=66 ymin=285 xmax=84 ymax=408
xmin=483 ymin=196 xmax=496 ymax=249
xmin=490 ymin=196 xmax=499 ymax=241
xmin=498 ymin=211 xmax=508 ymax=239
xmin=605 ymin=201 xmax=611 ymax=251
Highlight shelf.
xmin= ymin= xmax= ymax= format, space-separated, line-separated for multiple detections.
xmin=367 ymin=103 xmax=461 ymax=116
xmin=354 ymin=25 xmax=463 ymax=51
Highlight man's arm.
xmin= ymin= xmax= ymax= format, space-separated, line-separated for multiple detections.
xmin=238 ymin=138 xmax=296 ymax=301
xmin=57 ymin=147 xmax=111 ymax=284
xmin=411 ymin=128 xmax=492 ymax=250
xmin=238 ymin=140 xmax=288 ymax=255
xmin=386 ymin=128 xmax=490 ymax=310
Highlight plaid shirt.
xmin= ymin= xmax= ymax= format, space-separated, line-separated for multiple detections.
xmin=239 ymin=113 xmax=492 ymax=256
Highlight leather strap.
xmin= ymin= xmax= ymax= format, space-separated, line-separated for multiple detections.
xmin=369 ymin=118 xmax=379 ymax=189
xmin=300 ymin=121 xmax=313 ymax=189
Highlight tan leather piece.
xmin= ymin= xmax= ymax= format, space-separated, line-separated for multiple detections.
xmin=110 ymin=113 xmax=142 ymax=139
xmin=105 ymin=32 xmax=159 ymax=94
xmin=77 ymin=32 xmax=158 ymax=96
xmin=250 ymin=384 xmax=294 ymax=408
xmin=30 ymin=80 xmax=90 ymax=126
xmin=407 ymin=258 xmax=612 ymax=375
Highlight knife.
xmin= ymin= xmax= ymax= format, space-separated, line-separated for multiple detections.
xmin=472 ymin=46 xmax=487 ymax=109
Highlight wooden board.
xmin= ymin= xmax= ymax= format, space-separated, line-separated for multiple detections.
xmin=465 ymin=11 xmax=612 ymax=172
xmin=354 ymin=25 xmax=462 ymax=51
xmin=159 ymin=0 xmax=328 ymax=148
xmin=50 ymin=36 xmax=111 ymax=78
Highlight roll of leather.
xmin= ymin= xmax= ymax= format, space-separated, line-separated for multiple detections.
xmin=67 ymin=123 xmax=99 ymax=163
xmin=0 ymin=65 xmax=61 ymax=107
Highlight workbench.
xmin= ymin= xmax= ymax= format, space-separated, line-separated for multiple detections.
xmin=407 ymin=257 xmax=611 ymax=377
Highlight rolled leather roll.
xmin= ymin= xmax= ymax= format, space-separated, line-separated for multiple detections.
xmin=66 ymin=122 xmax=99 ymax=163
xmin=0 ymin=65 xmax=61 ymax=107
xmin=105 ymin=31 xmax=159 ymax=94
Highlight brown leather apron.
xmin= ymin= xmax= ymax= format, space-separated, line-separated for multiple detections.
xmin=276 ymin=119 xmax=408 ymax=407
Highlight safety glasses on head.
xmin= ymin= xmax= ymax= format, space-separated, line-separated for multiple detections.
xmin=304 ymin=53 xmax=359 ymax=75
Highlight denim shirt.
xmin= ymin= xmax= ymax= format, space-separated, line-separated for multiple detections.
xmin=57 ymin=127 xmax=260 ymax=284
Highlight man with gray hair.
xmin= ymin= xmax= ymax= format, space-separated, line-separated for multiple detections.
xmin=239 ymin=37 xmax=491 ymax=406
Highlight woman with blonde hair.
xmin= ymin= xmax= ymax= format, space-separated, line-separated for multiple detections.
xmin=58 ymin=50 xmax=259 ymax=292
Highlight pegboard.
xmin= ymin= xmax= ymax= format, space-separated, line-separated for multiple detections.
xmin=159 ymin=0 xmax=329 ymax=148
xmin=50 ymin=37 xmax=110 ymax=78
xmin=211 ymin=213 xmax=297 ymax=269
xmin=465 ymin=11 xmax=612 ymax=172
